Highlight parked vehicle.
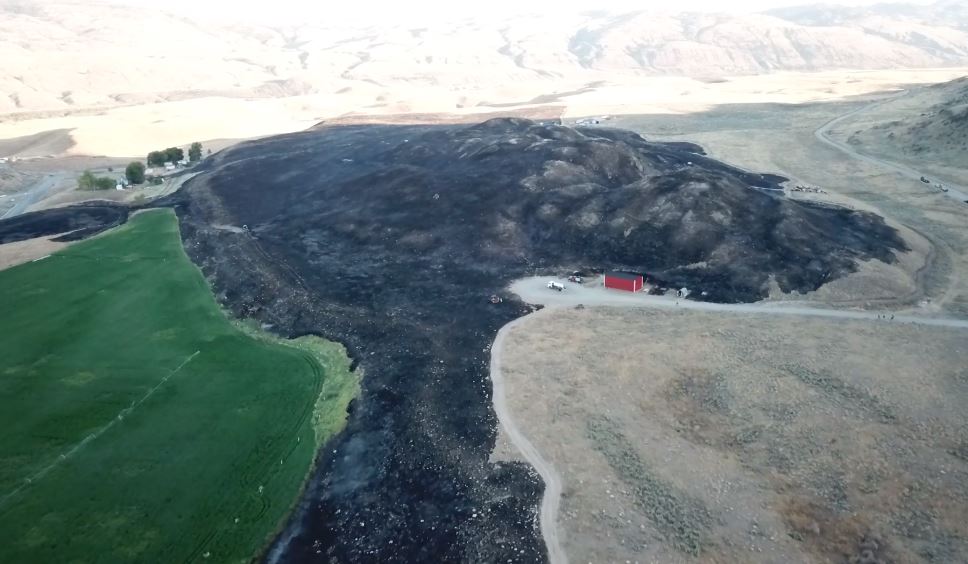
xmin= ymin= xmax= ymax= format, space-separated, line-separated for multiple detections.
xmin=547 ymin=281 xmax=565 ymax=292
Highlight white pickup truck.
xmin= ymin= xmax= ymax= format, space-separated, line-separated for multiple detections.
xmin=547 ymin=281 xmax=566 ymax=292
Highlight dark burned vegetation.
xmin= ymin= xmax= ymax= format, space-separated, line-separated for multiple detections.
xmin=191 ymin=118 xmax=904 ymax=303
xmin=0 ymin=204 xmax=128 ymax=243
xmin=156 ymin=118 xmax=906 ymax=563
xmin=0 ymin=118 xmax=909 ymax=562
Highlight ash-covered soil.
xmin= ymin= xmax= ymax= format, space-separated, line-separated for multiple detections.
xmin=0 ymin=118 xmax=908 ymax=562
xmin=160 ymin=118 xmax=905 ymax=562
xmin=0 ymin=204 xmax=128 ymax=243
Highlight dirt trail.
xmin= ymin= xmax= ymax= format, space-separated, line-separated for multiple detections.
xmin=814 ymin=91 xmax=968 ymax=202
xmin=490 ymin=312 xmax=567 ymax=564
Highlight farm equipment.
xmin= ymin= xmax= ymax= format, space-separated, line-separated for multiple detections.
xmin=547 ymin=281 xmax=565 ymax=292
xmin=568 ymin=275 xmax=583 ymax=283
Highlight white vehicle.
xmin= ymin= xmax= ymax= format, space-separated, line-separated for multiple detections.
xmin=547 ymin=281 xmax=566 ymax=292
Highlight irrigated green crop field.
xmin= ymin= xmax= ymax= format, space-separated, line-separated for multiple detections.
xmin=0 ymin=209 xmax=357 ymax=562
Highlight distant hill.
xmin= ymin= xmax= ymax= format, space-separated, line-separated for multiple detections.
xmin=766 ymin=0 xmax=968 ymax=29
xmin=1 ymin=0 xmax=968 ymax=115
xmin=844 ymin=76 xmax=968 ymax=175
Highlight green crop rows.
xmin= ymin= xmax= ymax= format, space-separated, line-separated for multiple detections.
xmin=0 ymin=209 xmax=357 ymax=563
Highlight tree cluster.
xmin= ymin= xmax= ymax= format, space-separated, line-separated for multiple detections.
xmin=77 ymin=171 xmax=116 ymax=191
xmin=125 ymin=161 xmax=146 ymax=184
xmin=147 ymin=147 xmax=185 ymax=166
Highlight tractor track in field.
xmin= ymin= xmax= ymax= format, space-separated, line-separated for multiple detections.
xmin=0 ymin=350 xmax=200 ymax=509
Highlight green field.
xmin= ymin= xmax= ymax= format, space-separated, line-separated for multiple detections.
xmin=0 ymin=209 xmax=357 ymax=562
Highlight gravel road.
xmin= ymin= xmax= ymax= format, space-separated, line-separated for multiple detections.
xmin=510 ymin=276 xmax=968 ymax=329
xmin=814 ymin=91 xmax=968 ymax=202
xmin=0 ymin=172 xmax=68 ymax=219
xmin=490 ymin=311 xmax=568 ymax=564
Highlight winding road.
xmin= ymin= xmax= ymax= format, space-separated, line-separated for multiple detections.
xmin=490 ymin=312 xmax=568 ymax=564
xmin=814 ymin=91 xmax=968 ymax=202
xmin=0 ymin=172 xmax=67 ymax=219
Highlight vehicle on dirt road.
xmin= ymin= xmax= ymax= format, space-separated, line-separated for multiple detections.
xmin=547 ymin=281 xmax=565 ymax=292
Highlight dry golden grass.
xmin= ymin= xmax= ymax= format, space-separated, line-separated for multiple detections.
xmin=2 ymin=69 xmax=967 ymax=158
xmin=495 ymin=306 xmax=968 ymax=563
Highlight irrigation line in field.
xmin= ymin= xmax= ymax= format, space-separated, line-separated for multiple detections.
xmin=0 ymin=350 xmax=201 ymax=509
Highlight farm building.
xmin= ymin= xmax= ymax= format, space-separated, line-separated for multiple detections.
xmin=604 ymin=271 xmax=643 ymax=292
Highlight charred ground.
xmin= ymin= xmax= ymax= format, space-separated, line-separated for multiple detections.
xmin=184 ymin=118 xmax=903 ymax=300
xmin=162 ymin=118 xmax=905 ymax=563
xmin=0 ymin=203 xmax=128 ymax=243
xmin=0 ymin=118 xmax=907 ymax=563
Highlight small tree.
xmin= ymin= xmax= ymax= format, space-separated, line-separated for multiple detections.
xmin=164 ymin=147 xmax=184 ymax=163
xmin=125 ymin=161 xmax=146 ymax=185
xmin=188 ymin=142 xmax=202 ymax=162
xmin=77 ymin=170 xmax=97 ymax=190
xmin=94 ymin=177 xmax=116 ymax=190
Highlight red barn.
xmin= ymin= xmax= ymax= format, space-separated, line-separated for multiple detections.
xmin=604 ymin=271 xmax=643 ymax=292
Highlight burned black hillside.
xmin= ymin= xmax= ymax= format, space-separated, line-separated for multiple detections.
xmin=161 ymin=118 xmax=906 ymax=563
xmin=0 ymin=118 xmax=907 ymax=563
xmin=0 ymin=204 xmax=128 ymax=243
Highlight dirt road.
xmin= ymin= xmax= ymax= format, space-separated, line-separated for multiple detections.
xmin=0 ymin=172 xmax=66 ymax=219
xmin=510 ymin=277 xmax=968 ymax=329
xmin=490 ymin=312 xmax=567 ymax=564
xmin=814 ymin=92 xmax=968 ymax=202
